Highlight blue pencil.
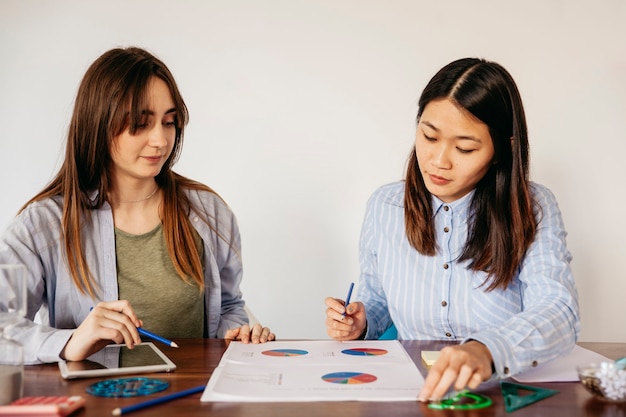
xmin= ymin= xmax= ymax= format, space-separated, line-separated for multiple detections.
xmin=138 ymin=327 xmax=179 ymax=348
xmin=112 ymin=385 xmax=205 ymax=415
xmin=342 ymin=282 xmax=355 ymax=317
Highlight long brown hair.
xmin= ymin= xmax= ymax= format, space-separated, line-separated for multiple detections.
xmin=21 ymin=47 xmax=216 ymax=297
xmin=405 ymin=58 xmax=536 ymax=291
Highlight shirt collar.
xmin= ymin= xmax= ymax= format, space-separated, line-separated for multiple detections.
xmin=431 ymin=189 xmax=475 ymax=217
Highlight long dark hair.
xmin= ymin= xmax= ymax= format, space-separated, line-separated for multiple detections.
xmin=21 ymin=47 xmax=215 ymax=297
xmin=404 ymin=58 xmax=536 ymax=291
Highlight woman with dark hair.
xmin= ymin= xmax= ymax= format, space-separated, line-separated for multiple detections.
xmin=0 ymin=47 xmax=274 ymax=364
xmin=324 ymin=58 xmax=579 ymax=400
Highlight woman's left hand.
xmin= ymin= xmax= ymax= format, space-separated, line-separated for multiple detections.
xmin=418 ymin=340 xmax=493 ymax=402
xmin=225 ymin=323 xmax=276 ymax=343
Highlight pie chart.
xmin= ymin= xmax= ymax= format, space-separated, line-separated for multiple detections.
xmin=261 ymin=349 xmax=308 ymax=357
xmin=341 ymin=348 xmax=388 ymax=356
xmin=322 ymin=372 xmax=377 ymax=384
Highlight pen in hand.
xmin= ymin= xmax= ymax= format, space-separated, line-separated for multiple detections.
xmin=342 ymin=282 xmax=355 ymax=318
xmin=89 ymin=306 xmax=178 ymax=348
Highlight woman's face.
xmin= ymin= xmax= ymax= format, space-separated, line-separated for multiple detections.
xmin=110 ymin=77 xmax=177 ymax=184
xmin=415 ymin=98 xmax=495 ymax=203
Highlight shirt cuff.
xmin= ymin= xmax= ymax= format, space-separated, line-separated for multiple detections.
xmin=38 ymin=329 xmax=75 ymax=364
xmin=462 ymin=332 xmax=516 ymax=378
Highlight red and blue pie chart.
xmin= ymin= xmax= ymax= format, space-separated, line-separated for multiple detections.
xmin=261 ymin=349 xmax=308 ymax=357
xmin=341 ymin=348 xmax=388 ymax=356
xmin=322 ymin=372 xmax=377 ymax=384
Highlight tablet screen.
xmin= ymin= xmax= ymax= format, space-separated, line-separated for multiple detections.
xmin=58 ymin=342 xmax=176 ymax=379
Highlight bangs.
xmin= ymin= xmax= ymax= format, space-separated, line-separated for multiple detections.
xmin=109 ymin=74 xmax=186 ymax=138
xmin=107 ymin=74 xmax=145 ymax=138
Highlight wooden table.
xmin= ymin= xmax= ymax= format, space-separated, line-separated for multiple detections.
xmin=22 ymin=340 xmax=625 ymax=416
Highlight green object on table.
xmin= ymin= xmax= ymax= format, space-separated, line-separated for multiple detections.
xmin=500 ymin=381 xmax=559 ymax=412
xmin=427 ymin=390 xmax=492 ymax=410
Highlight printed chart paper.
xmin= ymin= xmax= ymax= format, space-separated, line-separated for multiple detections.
xmin=201 ymin=340 xmax=424 ymax=402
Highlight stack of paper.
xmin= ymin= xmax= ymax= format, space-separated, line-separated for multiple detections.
xmin=513 ymin=345 xmax=611 ymax=383
xmin=201 ymin=340 xmax=424 ymax=402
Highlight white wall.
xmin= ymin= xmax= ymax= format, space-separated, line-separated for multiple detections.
xmin=1 ymin=0 xmax=624 ymax=342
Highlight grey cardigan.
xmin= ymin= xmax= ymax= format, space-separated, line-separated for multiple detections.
xmin=0 ymin=189 xmax=248 ymax=364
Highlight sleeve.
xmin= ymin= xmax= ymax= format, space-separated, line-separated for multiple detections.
xmin=215 ymin=206 xmax=249 ymax=336
xmin=195 ymin=191 xmax=248 ymax=338
xmin=466 ymin=184 xmax=581 ymax=377
xmin=357 ymin=191 xmax=393 ymax=340
xmin=0 ymin=206 xmax=74 ymax=364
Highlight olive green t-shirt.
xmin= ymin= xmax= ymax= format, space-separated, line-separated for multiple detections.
xmin=115 ymin=223 xmax=204 ymax=338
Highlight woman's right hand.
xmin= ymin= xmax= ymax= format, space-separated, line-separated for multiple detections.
xmin=325 ymin=297 xmax=367 ymax=340
xmin=61 ymin=300 xmax=143 ymax=361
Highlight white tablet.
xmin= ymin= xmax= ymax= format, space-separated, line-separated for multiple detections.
xmin=58 ymin=342 xmax=176 ymax=379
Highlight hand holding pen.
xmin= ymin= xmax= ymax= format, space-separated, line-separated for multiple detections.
xmin=91 ymin=303 xmax=179 ymax=347
xmin=324 ymin=282 xmax=367 ymax=341
xmin=62 ymin=300 xmax=162 ymax=361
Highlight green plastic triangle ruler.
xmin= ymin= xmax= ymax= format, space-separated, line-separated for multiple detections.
xmin=500 ymin=381 xmax=559 ymax=412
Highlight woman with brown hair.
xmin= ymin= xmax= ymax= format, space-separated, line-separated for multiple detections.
xmin=325 ymin=58 xmax=579 ymax=401
xmin=0 ymin=47 xmax=274 ymax=364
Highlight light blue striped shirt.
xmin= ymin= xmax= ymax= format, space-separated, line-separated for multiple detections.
xmin=358 ymin=181 xmax=580 ymax=377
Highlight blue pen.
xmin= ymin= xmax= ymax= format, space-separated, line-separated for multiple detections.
xmin=342 ymin=282 xmax=355 ymax=318
xmin=137 ymin=327 xmax=179 ymax=348
xmin=112 ymin=385 xmax=205 ymax=415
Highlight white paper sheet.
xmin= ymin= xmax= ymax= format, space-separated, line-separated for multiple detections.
xmin=200 ymin=340 xmax=424 ymax=402
xmin=512 ymin=345 xmax=612 ymax=383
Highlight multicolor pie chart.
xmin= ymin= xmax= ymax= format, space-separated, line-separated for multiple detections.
xmin=261 ymin=349 xmax=308 ymax=357
xmin=341 ymin=348 xmax=388 ymax=356
xmin=322 ymin=372 xmax=377 ymax=384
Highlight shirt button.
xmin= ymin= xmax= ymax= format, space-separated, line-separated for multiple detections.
xmin=443 ymin=227 xmax=449 ymax=233
xmin=443 ymin=206 xmax=450 ymax=211
xmin=532 ymin=361 xmax=538 ymax=367
xmin=445 ymin=332 xmax=452 ymax=337
xmin=503 ymin=367 xmax=510 ymax=375
xmin=443 ymin=263 xmax=449 ymax=269
xmin=194 ymin=217 xmax=199 ymax=222
xmin=441 ymin=301 xmax=447 ymax=307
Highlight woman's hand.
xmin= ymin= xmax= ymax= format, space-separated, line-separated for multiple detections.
xmin=61 ymin=300 xmax=143 ymax=361
xmin=225 ymin=323 xmax=275 ymax=344
xmin=325 ymin=297 xmax=367 ymax=340
xmin=418 ymin=341 xmax=494 ymax=402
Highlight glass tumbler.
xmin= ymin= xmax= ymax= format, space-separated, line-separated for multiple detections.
xmin=0 ymin=264 xmax=27 ymax=404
